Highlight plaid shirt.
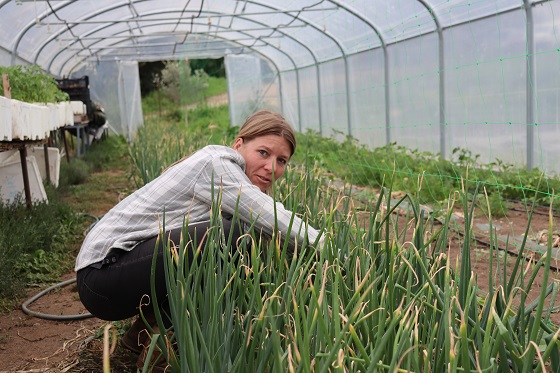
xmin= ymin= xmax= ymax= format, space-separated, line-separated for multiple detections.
xmin=75 ymin=145 xmax=320 ymax=271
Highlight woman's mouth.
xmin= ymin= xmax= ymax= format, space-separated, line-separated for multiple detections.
xmin=256 ymin=175 xmax=270 ymax=184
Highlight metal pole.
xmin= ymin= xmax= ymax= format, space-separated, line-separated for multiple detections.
xmin=439 ymin=31 xmax=446 ymax=159
xmin=343 ymin=56 xmax=352 ymax=137
xmin=524 ymin=0 xmax=535 ymax=171
xmin=317 ymin=64 xmax=323 ymax=136
xmin=225 ymin=58 xmax=235 ymax=127
xmin=43 ymin=144 xmax=51 ymax=185
xmin=278 ymin=71 xmax=284 ymax=119
xmin=415 ymin=0 xmax=445 ymax=158
xmin=62 ymin=129 xmax=70 ymax=163
xmin=19 ymin=147 xmax=32 ymax=209
xmin=384 ymin=49 xmax=390 ymax=145
xmin=295 ymin=68 xmax=302 ymax=132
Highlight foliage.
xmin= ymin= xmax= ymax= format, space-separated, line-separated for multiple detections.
xmin=141 ymin=75 xmax=226 ymax=118
xmin=58 ymin=135 xmax=129 ymax=186
xmin=82 ymin=134 xmax=129 ymax=172
xmin=0 ymin=64 xmax=68 ymax=103
xmin=139 ymin=59 xmax=225 ymax=96
xmin=138 ymin=61 xmax=165 ymax=96
xmin=0 ymin=135 xmax=129 ymax=312
xmin=129 ymin=104 xmax=232 ymax=188
xmin=189 ymin=57 xmax=225 ymax=78
xmin=141 ymin=89 xmax=177 ymax=116
xmin=294 ymin=130 xmax=560 ymax=214
xmin=0 ymin=186 xmax=81 ymax=309
xmin=155 ymin=60 xmax=209 ymax=105
xmin=145 ymin=166 xmax=560 ymax=372
xmin=204 ymin=76 xmax=228 ymax=97
xmin=59 ymin=158 xmax=91 ymax=186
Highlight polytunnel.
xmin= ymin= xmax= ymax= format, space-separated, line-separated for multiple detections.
xmin=0 ymin=0 xmax=559 ymax=175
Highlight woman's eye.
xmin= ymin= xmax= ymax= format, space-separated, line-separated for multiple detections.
xmin=258 ymin=150 xmax=267 ymax=156
xmin=278 ymin=158 xmax=287 ymax=165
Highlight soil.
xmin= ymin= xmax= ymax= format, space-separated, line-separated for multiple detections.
xmin=1 ymin=98 xmax=559 ymax=371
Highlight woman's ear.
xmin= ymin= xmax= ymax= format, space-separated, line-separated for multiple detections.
xmin=233 ymin=137 xmax=243 ymax=150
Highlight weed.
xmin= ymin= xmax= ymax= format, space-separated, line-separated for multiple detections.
xmin=82 ymin=135 xmax=128 ymax=172
xmin=293 ymin=130 xmax=560 ymax=213
xmin=0 ymin=135 xmax=129 ymax=312
xmin=0 ymin=188 xmax=81 ymax=306
xmin=59 ymin=158 xmax=90 ymax=186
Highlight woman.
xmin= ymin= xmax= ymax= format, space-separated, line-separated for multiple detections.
xmin=75 ymin=109 xmax=321 ymax=356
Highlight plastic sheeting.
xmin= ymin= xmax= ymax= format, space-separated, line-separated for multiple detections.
xmin=72 ymin=60 xmax=143 ymax=141
xmin=0 ymin=0 xmax=559 ymax=175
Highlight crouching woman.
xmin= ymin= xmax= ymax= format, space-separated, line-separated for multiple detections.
xmin=74 ymin=109 xmax=322 ymax=366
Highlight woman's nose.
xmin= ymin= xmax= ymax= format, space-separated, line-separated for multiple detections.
xmin=264 ymin=160 xmax=274 ymax=171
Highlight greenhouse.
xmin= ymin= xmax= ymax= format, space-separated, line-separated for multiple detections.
xmin=0 ymin=0 xmax=558 ymax=174
xmin=2 ymin=1 xmax=560 ymax=372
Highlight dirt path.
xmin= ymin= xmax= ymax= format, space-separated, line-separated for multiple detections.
xmin=0 ymin=163 xmax=133 ymax=372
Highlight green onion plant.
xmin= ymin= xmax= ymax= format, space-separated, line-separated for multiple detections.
xmin=133 ymin=106 xmax=560 ymax=372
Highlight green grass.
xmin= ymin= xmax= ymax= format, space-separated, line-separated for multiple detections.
xmin=141 ymin=76 xmax=227 ymax=116
xmin=82 ymin=135 xmax=129 ymax=172
xmin=0 ymin=187 xmax=80 ymax=310
xmin=0 ymin=135 xmax=130 ymax=312
xmin=203 ymin=76 xmax=227 ymax=97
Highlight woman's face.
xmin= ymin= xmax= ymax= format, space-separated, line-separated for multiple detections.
xmin=233 ymin=134 xmax=292 ymax=192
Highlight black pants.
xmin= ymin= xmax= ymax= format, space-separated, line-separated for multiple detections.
xmin=76 ymin=219 xmax=243 ymax=321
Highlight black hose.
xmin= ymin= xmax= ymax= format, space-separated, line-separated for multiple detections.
xmin=21 ymin=213 xmax=100 ymax=321
xmin=503 ymin=198 xmax=560 ymax=217
xmin=21 ymin=278 xmax=93 ymax=320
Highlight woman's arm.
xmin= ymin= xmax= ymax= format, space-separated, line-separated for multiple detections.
xmin=194 ymin=147 xmax=321 ymax=249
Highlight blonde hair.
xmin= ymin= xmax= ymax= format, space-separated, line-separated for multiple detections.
xmin=167 ymin=110 xmax=296 ymax=171
xmin=235 ymin=110 xmax=296 ymax=156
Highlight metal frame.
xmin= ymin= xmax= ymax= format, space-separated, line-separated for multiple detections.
xmin=523 ymin=0 xmax=535 ymax=171
xmin=57 ymin=15 xmax=321 ymax=125
xmin=60 ymin=17 xmax=309 ymax=122
xmin=0 ymin=0 xmax=549 ymax=170
xmin=416 ymin=0 xmax=445 ymax=158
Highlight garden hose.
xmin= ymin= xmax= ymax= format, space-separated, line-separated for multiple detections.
xmin=21 ymin=277 xmax=93 ymax=320
xmin=21 ymin=213 xmax=100 ymax=321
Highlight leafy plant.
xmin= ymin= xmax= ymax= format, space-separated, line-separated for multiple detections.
xmin=154 ymin=60 xmax=209 ymax=105
xmin=0 ymin=64 xmax=68 ymax=103
xmin=0 ymin=187 xmax=81 ymax=309
xmin=293 ymin=130 xmax=560 ymax=212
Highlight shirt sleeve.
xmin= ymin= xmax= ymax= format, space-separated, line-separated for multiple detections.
xmin=193 ymin=148 xmax=321 ymax=249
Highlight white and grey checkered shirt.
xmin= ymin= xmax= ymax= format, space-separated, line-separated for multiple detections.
xmin=75 ymin=145 xmax=320 ymax=271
